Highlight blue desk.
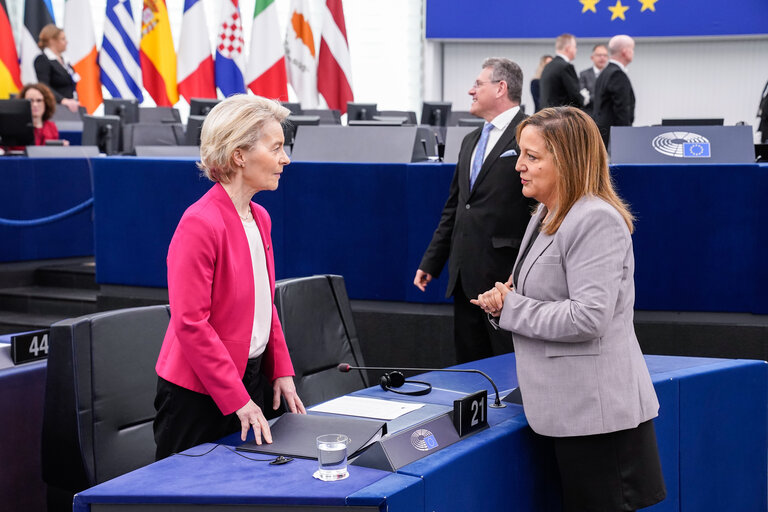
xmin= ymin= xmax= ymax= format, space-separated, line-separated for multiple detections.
xmin=0 ymin=344 xmax=47 ymax=512
xmin=89 ymin=159 xmax=767 ymax=313
xmin=73 ymin=354 xmax=768 ymax=512
xmin=0 ymin=157 xmax=94 ymax=262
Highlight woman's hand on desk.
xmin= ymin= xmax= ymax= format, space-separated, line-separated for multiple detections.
xmin=236 ymin=400 xmax=272 ymax=444
xmin=471 ymin=280 xmax=514 ymax=317
xmin=273 ymin=376 xmax=306 ymax=415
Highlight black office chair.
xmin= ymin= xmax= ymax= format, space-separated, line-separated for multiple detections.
xmin=274 ymin=275 xmax=368 ymax=407
xmin=301 ymin=108 xmax=342 ymax=125
xmin=41 ymin=305 xmax=170 ymax=511
xmin=138 ymin=106 xmax=181 ymax=123
xmin=122 ymin=122 xmax=185 ymax=154
xmin=378 ymin=110 xmax=418 ymax=125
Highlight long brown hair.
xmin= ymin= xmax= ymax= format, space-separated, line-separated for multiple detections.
xmin=517 ymin=106 xmax=634 ymax=234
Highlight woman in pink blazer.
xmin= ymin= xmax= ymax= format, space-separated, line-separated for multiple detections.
xmin=154 ymin=95 xmax=305 ymax=460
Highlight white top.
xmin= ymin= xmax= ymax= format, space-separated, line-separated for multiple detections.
xmin=242 ymin=217 xmax=271 ymax=359
xmin=470 ymin=106 xmax=520 ymax=164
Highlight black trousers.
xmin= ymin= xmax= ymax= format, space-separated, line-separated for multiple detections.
xmin=552 ymin=419 xmax=667 ymax=512
xmin=453 ymin=276 xmax=515 ymax=364
xmin=153 ymin=356 xmax=265 ymax=460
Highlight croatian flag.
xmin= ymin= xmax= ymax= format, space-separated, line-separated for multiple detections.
xmin=215 ymin=0 xmax=246 ymax=97
xmin=178 ymin=0 xmax=216 ymax=101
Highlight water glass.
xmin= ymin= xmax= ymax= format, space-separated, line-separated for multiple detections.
xmin=316 ymin=434 xmax=349 ymax=481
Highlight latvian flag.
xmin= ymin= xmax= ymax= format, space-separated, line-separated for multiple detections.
xmin=318 ymin=0 xmax=353 ymax=114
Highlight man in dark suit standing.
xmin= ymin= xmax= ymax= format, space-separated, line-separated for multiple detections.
xmin=414 ymin=57 xmax=536 ymax=364
xmin=593 ymin=35 xmax=636 ymax=148
xmin=579 ymin=44 xmax=609 ymax=117
xmin=758 ymin=79 xmax=768 ymax=143
xmin=540 ymin=33 xmax=584 ymax=109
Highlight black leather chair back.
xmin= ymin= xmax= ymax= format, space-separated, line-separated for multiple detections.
xmin=274 ymin=275 xmax=368 ymax=407
xmin=41 ymin=305 xmax=169 ymax=509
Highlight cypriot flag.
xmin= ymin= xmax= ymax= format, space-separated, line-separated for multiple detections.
xmin=284 ymin=0 xmax=317 ymax=108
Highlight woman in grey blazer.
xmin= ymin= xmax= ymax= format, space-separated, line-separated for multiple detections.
xmin=473 ymin=107 xmax=665 ymax=511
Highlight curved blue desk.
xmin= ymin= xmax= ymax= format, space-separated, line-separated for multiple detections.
xmin=72 ymin=354 xmax=768 ymax=512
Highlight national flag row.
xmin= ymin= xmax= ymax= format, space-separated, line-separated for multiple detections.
xmin=0 ymin=0 xmax=354 ymax=114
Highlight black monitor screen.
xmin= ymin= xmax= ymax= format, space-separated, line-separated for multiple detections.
xmin=421 ymin=102 xmax=452 ymax=126
xmin=281 ymin=102 xmax=303 ymax=115
xmin=104 ymin=98 xmax=139 ymax=124
xmin=82 ymin=115 xmax=121 ymax=155
xmin=0 ymin=99 xmax=35 ymax=146
xmin=347 ymin=102 xmax=378 ymax=121
xmin=189 ymin=98 xmax=220 ymax=116
xmin=661 ymin=118 xmax=724 ymax=126
xmin=185 ymin=115 xmax=206 ymax=146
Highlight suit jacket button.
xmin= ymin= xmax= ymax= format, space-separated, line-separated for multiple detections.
xmin=465 ymin=204 xmax=471 ymax=210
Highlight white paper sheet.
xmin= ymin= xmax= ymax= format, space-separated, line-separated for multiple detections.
xmin=309 ymin=396 xmax=424 ymax=420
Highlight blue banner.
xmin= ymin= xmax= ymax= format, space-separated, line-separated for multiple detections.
xmin=426 ymin=0 xmax=768 ymax=39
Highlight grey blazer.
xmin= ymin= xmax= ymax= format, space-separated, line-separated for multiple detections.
xmin=499 ymin=196 xmax=658 ymax=437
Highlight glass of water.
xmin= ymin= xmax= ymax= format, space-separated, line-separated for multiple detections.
xmin=316 ymin=434 xmax=349 ymax=481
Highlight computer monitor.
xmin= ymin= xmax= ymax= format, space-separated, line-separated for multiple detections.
xmin=421 ymin=102 xmax=452 ymax=126
xmin=82 ymin=115 xmax=121 ymax=155
xmin=104 ymin=98 xmax=139 ymax=125
xmin=281 ymin=102 xmax=303 ymax=115
xmin=0 ymin=99 xmax=34 ymax=146
xmin=185 ymin=115 xmax=206 ymax=146
xmin=457 ymin=117 xmax=485 ymax=128
xmin=661 ymin=118 xmax=725 ymax=126
xmin=346 ymin=102 xmax=378 ymax=121
xmin=139 ymin=107 xmax=181 ymax=124
xmin=189 ymin=98 xmax=220 ymax=116
xmin=284 ymin=115 xmax=321 ymax=148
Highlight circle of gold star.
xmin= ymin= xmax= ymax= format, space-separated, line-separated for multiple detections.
xmin=608 ymin=0 xmax=630 ymax=20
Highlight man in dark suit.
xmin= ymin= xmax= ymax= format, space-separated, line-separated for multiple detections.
xmin=579 ymin=44 xmax=609 ymax=117
xmin=758 ymin=79 xmax=768 ymax=143
xmin=593 ymin=35 xmax=636 ymax=148
xmin=414 ymin=57 xmax=536 ymax=364
xmin=540 ymin=34 xmax=583 ymax=109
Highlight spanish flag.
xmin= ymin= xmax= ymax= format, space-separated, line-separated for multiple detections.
xmin=0 ymin=0 xmax=22 ymax=99
xmin=139 ymin=0 xmax=178 ymax=106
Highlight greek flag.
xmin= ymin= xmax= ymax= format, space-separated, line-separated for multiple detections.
xmin=99 ymin=0 xmax=143 ymax=101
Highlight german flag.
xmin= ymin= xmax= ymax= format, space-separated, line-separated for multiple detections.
xmin=0 ymin=0 xmax=22 ymax=98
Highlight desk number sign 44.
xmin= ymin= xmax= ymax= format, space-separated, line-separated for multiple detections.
xmin=11 ymin=329 xmax=50 ymax=364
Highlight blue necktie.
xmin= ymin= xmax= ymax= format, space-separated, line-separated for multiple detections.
xmin=470 ymin=122 xmax=494 ymax=189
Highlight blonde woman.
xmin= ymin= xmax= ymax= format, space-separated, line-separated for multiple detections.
xmin=34 ymin=24 xmax=80 ymax=113
xmin=154 ymin=95 xmax=305 ymax=460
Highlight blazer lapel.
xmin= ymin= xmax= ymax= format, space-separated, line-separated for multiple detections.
xmin=516 ymin=207 xmax=555 ymax=295
xmin=470 ymin=110 xmax=525 ymax=194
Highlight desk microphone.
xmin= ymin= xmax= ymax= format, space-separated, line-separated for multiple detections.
xmin=337 ymin=363 xmax=506 ymax=408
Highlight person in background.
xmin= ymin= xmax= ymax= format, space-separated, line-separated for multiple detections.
xmin=579 ymin=44 xmax=609 ymax=117
xmin=414 ymin=57 xmax=536 ymax=364
xmin=34 ymin=24 xmax=80 ymax=113
xmin=530 ymin=55 xmax=553 ymax=112
xmin=20 ymin=83 xmax=67 ymax=146
xmin=758 ymin=79 xmax=768 ymax=143
xmin=539 ymin=34 xmax=583 ymax=109
xmin=153 ymin=95 xmax=305 ymax=460
xmin=473 ymin=106 xmax=666 ymax=512
xmin=593 ymin=35 xmax=636 ymax=148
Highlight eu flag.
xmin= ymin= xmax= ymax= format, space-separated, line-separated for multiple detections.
xmin=683 ymin=143 xmax=711 ymax=158
xmin=426 ymin=0 xmax=768 ymax=39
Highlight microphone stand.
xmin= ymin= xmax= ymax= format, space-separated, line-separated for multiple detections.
xmin=339 ymin=364 xmax=506 ymax=408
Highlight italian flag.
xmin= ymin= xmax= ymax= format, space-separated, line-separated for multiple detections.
xmin=246 ymin=0 xmax=288 ymax=101
xmin=63 ymin=0 xmax=102 ymax=113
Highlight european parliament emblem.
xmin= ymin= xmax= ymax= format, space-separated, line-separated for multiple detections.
xmin=683 ymin=143 xmax=711 ymax=158
xmin=411 ymin=429 xmax=439 ymax=451
xmin=651 ymin=132 xmax=711 ymax=158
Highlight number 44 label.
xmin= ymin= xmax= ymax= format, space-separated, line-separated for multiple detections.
xmin=11 ymin=329 xmax=51 ymax=365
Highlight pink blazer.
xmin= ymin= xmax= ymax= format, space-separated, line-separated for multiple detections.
xmin=156 ymin=183 xmax=295 ymax=415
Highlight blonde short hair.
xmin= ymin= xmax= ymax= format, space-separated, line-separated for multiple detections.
xmin=516 ymin=107 xmax=634 ymax=235
xmin=198 ymin=95 xmax=290 ymax=183
xmin=38 ymin=24 xmax=63 ymax=49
